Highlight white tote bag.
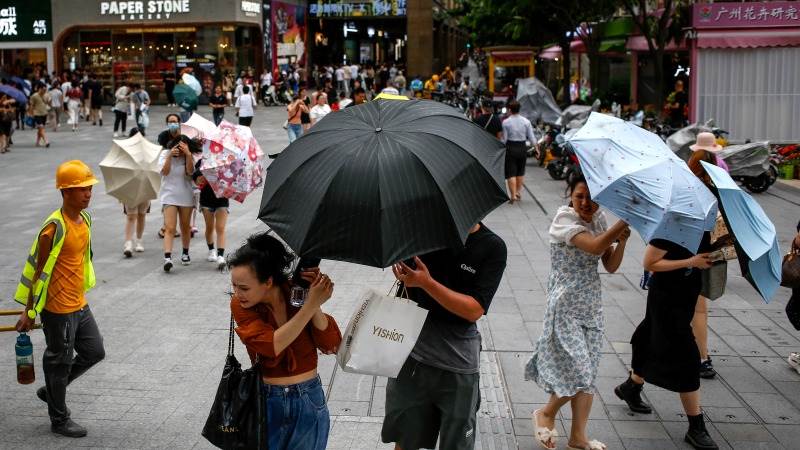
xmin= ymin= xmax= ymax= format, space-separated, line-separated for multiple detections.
xmin=337 ymin=288 xmax=428 ymax=378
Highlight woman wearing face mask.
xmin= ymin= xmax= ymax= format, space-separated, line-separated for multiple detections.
xmin=157 ymin=113 xmax=199 ymax=272
xmin=525 ymin=176 xmax=629 ymax=450
xmin=229 ymin=232 xmax=341 ymax=449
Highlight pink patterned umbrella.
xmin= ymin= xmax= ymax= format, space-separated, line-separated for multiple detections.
xmin=199 ymin=120 xmax=265 ymax=202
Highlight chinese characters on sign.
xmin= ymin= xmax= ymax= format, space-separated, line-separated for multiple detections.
xmin=0 ymin=6 xmax=17 ymax=36
xmin=694 ymin=1 xmax=800 ymax=28
xmin=309 ymin=0 xmax=407 ymax=18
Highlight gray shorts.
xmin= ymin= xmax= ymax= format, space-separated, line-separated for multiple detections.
xmin=381 ymin=358 xmax=480 ymax=450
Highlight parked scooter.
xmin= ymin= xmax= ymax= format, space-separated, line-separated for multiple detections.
xmin=262 ymin=84 xmax=283 ymax=106
xmin=546 ymin=133 xmax=571 ymax=180
xmin=718 ymin=141 xmax=778 ymax=193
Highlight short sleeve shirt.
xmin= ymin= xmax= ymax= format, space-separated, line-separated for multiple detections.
xmin=40 ymin=215 xmax=89 ymax=314
xmin=403 ymin=224 xmax=507 ymax=373
xmin=235 ymin=94 xmax=255 ymax=118
xmin=549 ymin=206 xmax=608 ymax=245
xmin=473 ymin=113 xmax=503 ymax=137
xmin=158 ymin=150 xmax=195 ymax=207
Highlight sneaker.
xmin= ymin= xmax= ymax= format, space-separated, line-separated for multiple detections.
xmin=207 ymin=249 xmax=217 ymax=262
xmin=113 ymin=132 xmax=119 ymax=138
xmin=123 ymin=240 xmax=133 ymax=258
xmin=163 ymin=257 xmax=173 ymax=272
xmin=134 ymin=240 xmax=144 ymax=252
xmin=191 ymin=226 xmax=199 ymax=238
xmin=216 ymin=255 xmax=226 ymax=271
xmin=788 ymin=352 xmax=800 ymax=374
xmin=181 ymin=254 xmax=191 ymax=265
xmin=699 ymin=358 xmax=717 ymax=379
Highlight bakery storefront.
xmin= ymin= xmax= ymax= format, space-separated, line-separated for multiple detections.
xmin=53 ymin=0 xmax=263 ymax=103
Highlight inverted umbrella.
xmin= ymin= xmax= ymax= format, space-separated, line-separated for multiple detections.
xmin=10 ymin=76 xmax=29 ymax=95
xmin=259 ymin=98 xmax=508 ymax=268
xmin=0 ymin=84 xmax=27 ymax=104
xmin=182 ymin=73 xmax=202 ymax=95
xmin=516 ymin=77 xmax=561 ymax=125
xmin=200 ymin=121 xmax=265 ymax=203
xmin=173 ymin=84 xmax=198 ymax=111
xmin=700 ymin=161 xmax=781 ymax=302
xmin=181 ymin=113 xmax=218 ymax=139
xmin=569 ymin=113 xmax=718 ymax=253
xmin=99 ymin=133 xmax=162 ymax=206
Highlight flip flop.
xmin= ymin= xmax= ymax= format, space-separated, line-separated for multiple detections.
xmin=532 ymin=409 xmax=557 ymax=449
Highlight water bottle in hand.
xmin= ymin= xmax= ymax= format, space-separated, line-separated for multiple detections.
xmin=16 ymin=332 xmax=35 ymax=385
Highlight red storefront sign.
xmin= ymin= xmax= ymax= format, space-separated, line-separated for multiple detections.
xmin=693 ymin=2 xmax=800 ymax=29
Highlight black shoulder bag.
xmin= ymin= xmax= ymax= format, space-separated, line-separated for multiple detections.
xmin=202 ymin=314 xmax=267 ymax=449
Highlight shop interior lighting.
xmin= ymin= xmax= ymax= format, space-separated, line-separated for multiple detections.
xmin=367 ymin=27 xmax=375 ymax=37
xmin=343 ymin=23 xmax=358 ymax=37
xmin=378 ymin=30 xmax=383 ymax=37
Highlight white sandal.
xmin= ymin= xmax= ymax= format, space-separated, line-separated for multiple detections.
xmin=567 ymin=439 xmax=607 ymax=450
xmin=532 ymin=409 xmax=557 ymax=449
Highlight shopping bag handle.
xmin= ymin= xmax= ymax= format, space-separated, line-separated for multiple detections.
xmin=389 ymin=280 xmax=409 ymax=299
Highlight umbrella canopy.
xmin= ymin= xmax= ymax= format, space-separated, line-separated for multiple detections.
xmin=701 ymin=161 xmax=781 ymax=302
xmin=259 ymin=99 xmax=508 ymax=268
xmin=200 ymin=121 xmax=265 ymax=203
xmin=99 ymin=133 xmax=162 ymax=206
xmin=0 ymin=84 xmax=27 ymax=104
xmin=173 ymin=84 xmax=198 ymax=111
xmin=181 ymin=113 xmax=218 ymax=139
xmin=516 ymin=77 xmax=561 ymax=125
xmin=569 ymin=113 xmax=718 ymax=253
xmin=182 ymin=73 xmax=202 ymax=95
xmin=10 ymin=76 xmax=29 ymax=95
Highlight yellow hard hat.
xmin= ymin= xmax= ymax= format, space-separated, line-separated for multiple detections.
xmin=56 ymin=160 xmax=99 ymax=190
xmin=432 ymin=74 xmax=439 ymax=82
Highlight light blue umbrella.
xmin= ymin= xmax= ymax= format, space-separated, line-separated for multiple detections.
xmin=569 ymin=113 xmax=718 ymax=253
xmin=701 ymin=161 xmax=781 ymax=302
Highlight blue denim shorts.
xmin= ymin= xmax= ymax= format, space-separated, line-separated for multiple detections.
xmin=263 ymin=375 xmax=329 ymax=450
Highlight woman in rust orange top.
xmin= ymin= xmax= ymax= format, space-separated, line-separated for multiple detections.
xmin=228 ymin=232 xmax=341 ymax=449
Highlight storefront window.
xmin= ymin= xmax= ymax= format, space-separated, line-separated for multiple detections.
xmin=111 ymin=30 xmax=145 ymax=93
xmin=143 ymin=32 xmax=176 ymax=104
xmin=80 ymin=31 xmax=112 ymax=101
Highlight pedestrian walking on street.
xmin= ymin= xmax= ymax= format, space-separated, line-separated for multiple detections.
xmin=47 ymin=84 xmax=63 ymax=131
xmin=157 ymin=113 xmax=199 ymax=272
xmin=0 ymin=94 xmax=15 ymax=153
xmin=502 ymin=101 xmax=534 ymax=203
xmin=615 ymin=227 xmax=718 ymax=449
xmin=299 ymin=87 xmax=312 ymax=131
xmin=192 ymin=160 xmax=229 ymax=271
xmin=87 ymin=73 xmax=103 ymax=126
xmin=14 ymin=160 xmax=106 ymax=438
xmin=235 ymin=85 xmax=256 ymax=127
xmin=525 ymin=176 xmax=630 ymax=450
xmin=309 ymin=92 xmax=331 ymax=125
xmin=209 ymin=85 xmax=226 ymax=126
xmin=382 ymin=224 xmax=507 ymax=450
xmin=112 ymin=82 xmax=130 ymax=137
xmin=163 ymin=71 xmax=176 ymax=106
xmin=65 ymin=83 xmax=82 ymax=132
xmin=229 ymin=232 xmax=341 ymax=449
xmin=473 ymin=102 xmax=503 ymax=140
xmin=29 ymin=83 xmax=51 ymax=147
xmin=787 ymin=220 xmax=800 ymax=374
xmin=286 ymin=94 xmax=308 ymax=143
xmin=131 ymin=84 xmax=150 ymax=136
xmin=122 ymin=200 xmax=149 ymax=258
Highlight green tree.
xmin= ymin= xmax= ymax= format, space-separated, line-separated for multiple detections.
xmin=621 ymin=0 xmax=691 ymax=109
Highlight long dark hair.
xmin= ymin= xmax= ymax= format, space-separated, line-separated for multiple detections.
xmin=227 ymin=232 xmax=294 ymax=285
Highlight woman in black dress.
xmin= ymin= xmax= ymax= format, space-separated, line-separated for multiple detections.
xmin=615 ymin=232 xmax=718 ymax=449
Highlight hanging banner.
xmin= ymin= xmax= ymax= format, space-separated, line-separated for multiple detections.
xmin=272 ymin=0 xmax=306 ymax=74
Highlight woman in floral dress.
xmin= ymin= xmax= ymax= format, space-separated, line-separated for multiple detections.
xmin=525 ymin=176 xmax=630 ymax=450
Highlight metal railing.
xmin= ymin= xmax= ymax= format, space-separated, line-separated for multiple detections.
xmin=0 ymin=310 xmax=41 ymax=332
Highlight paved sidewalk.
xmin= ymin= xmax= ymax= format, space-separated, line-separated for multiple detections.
xmin=1 ymin=106 xmax=799 ymax=449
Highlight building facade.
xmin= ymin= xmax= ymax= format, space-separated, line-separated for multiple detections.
xmin=0 ymin=1 xmax=53 ymax=76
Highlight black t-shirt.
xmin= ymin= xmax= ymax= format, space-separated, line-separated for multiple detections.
xmin=402 ymin=224 xmax=507 ymax=373
xmin=649 ymin=233 xmax=711 ymax=291
xmin=670 ymin=90 xmax=688 ymax=124
xmin=210 ymin=94 xmax=226 ymax=113
xmin=474 ymin=113 xmax=503 ymax=137
xmin=88 ymin=81 xmax=102 ymax=104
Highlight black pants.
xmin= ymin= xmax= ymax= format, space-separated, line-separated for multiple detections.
xmin=113 ymin=110 xmax=127 ymax=132
xmin=41 ymin=307 xmax=105 ymax=425
xmin=213 ymin=110 xmax=224 ymax=126
xmin=134 ymin=110 xmax=146 ymax=136
xmin=238 ymin=116 xmax=252 ymax=127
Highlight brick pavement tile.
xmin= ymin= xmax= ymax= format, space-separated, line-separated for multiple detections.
xmin=620 ymin=438 xmax=679 ymax=449
xmin=487 ymin=312 xmax=534 ymax=351
xmin=714 ymin=423 xmax=779 ymax=442
xmin=743 ymin=356 xmax=800 ymax=382
xmin=772 ymin=381 xmax=800 ymax=409
xmin=329 ymin=370 xmax=375 ymax=402
xmin=697 ymin=378 xmax=746 ymax=408
xmin=740 ymin=392 xmax=800 ymax=425
xmin=715 ymin=365 xmax=777 ymax=393
xmin=765 ymin=423 xmax=800 ymax=449
xmin=647 ymin=391 xmax=690 ymax=422
xmin=710 ymin=316 xmax=756 ymax=336
xmin=703 ymin=406 xmax=759 ymax=424
xmin=719 ymin=334 xmax=778 ymax=357
xmin=748 ymin=324 xmax=800 ymax=348
xmin=497 ymin=352 xmax=551 ymax=404
xmin=661 ymin=421 xmax=732 ymax=449
xmin=328 ymin=401 xmax=370 ymax=416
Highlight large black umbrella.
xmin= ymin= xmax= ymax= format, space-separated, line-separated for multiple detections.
xmin=258 ymin=99 xmax=508 ymax=268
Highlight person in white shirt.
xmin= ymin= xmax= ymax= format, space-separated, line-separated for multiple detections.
xmin=501 ymin=101 xmax=535 ymax=203
xmin=47 ymin=86 xmax=63 ymax=131
xmin=309 ymin=93 xmax=331 ymax=125
xmin=235 ymin=85 xmax=256 ymax=127
xmin=233 ymin=80 xmax=244 ymax=103
xmin=337 ymin=91 xmax=352 ymax=109
xmin=335 ymin=66 xmax=347 ymax=96
xmin=260 ymin=70 xmax=273 ymax=104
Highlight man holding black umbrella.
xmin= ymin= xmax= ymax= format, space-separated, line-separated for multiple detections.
xmin=382 ymin=223 xmax=507 ymax=450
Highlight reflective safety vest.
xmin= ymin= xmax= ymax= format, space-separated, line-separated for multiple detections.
xmin=14 ymin=209 xmax=95 ymax=318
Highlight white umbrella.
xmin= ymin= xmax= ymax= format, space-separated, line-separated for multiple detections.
xmin=182 ymin=73 xmax=202 ymax=95
xmin=181 ymin=112 xmax=218 ymax=140
xmin=568 ymin=113 xmax=718 ymax=253
xmin=99 ymin=133 xmax=162 ymax=206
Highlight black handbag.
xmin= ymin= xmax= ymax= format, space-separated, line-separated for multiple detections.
xmin=786 ymin=289 xmax=800 ymax=331
xmin=202 ymin=315 xmax=267 ymax=449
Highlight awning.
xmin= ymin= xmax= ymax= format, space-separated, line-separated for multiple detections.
xmin=599 ymin=38 xmax=627 ymax=53
xmin=626 ymin=35 xmax=687 ymax=52
xmin=537 ymin=40 xmax=586 ymax=60
xmin=696 ymin=28 xmax=800 ymax=49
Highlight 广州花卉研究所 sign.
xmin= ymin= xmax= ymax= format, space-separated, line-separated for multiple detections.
xmin=694 ymin=1 xmax=800 ymax=28
xmin=99 ymin=0 xmax=191 ymax=21
xmin=0 ymin=2 xmax=51 ymax=41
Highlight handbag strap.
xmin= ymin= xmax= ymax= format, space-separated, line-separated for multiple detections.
xmin=228 ymin=313 xmax=236 ymax=357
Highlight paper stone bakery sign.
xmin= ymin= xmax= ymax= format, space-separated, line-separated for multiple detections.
xmin=99 ymin=1 xmax=191 ymax=21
